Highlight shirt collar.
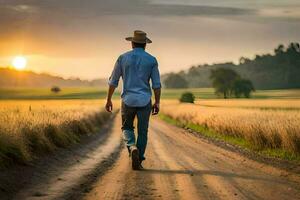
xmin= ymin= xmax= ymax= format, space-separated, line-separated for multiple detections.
xmin=133 ymin=47 xmax=145 ymax=52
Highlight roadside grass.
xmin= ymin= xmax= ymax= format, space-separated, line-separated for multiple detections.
xmin=0 ymin=111 xmax=111 ymax=168
xmin=0 ymin=100 xmax=115 ymax=168
xmin=159 ymin=114 xmax=300 ymax=162
xmin=161 ymin=100 xmax=300 ymax=155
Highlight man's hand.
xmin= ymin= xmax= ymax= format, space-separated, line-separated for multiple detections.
xmin=152 ymin=102 xmax=160 ymax=115
xmin=105 ymin=100 xmax=113 ymax=112
xmin=106 ymin=85 xmax=116 ymax=113
xmin=152 ymin=88 xmax=161 ymax=115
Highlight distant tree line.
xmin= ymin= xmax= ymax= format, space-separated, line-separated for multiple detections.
xmin=163 ymin=42 xmax=300 ymax=90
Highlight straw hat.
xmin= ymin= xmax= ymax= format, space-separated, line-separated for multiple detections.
xmin=125 ymin=30 xmax=152 ymax=44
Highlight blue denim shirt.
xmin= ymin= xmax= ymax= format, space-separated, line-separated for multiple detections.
xmin=108 ymin=48 xmax=161 ymax=107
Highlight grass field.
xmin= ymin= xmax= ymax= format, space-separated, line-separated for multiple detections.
xmin=195 ymin=99 xmax=300 ymax=111
xmin=1 ymin=87 xmax=300 ymax=99
xmin=0 ymin=87 xmax=119 ymax=99
xmin=0 ymin=100 xmax=116 ymax=167
xmin=162 ymin=88 xmax=300 ymax=99
xmin=160 ymin=99 xmax=300 ymax=160
xmin=1 ymin=87 xmax=299 ymax=166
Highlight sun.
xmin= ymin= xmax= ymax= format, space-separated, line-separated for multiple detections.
xmin=12 ymin=56 xmax=27 ymax=70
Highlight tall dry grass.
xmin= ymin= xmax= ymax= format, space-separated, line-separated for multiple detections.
xmin=0 ymin=100 xmax=116 ymax=167
xmin=161 ymin=100 xmax=300 ymax=154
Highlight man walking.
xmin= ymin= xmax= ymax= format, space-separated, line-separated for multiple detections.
xmin=105 ymin=30 xmax=161 ymax=170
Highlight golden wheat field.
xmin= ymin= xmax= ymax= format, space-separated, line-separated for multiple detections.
xmin=161 ymin=99 xmax=300 ymax=154
xmin=0 ymin=100 xmax=119 ymax=166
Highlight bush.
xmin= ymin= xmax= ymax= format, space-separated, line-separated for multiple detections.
xmin=179 ymin=92 xmax=195 ymax=103
xmin=51 ymin=86 xmax=61 ymax=93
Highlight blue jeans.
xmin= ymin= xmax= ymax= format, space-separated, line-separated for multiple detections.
xmin=121 ymin=101 xmax=152 ymax=161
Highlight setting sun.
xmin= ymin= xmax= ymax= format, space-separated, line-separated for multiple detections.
xmin=12 ymin=56 xmax=27 ymax=70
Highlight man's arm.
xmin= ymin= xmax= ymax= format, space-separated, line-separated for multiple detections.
xmin=106 ymin=56 xmax=122 ymax=112
xmin=105 ymin=85 xmax=116 ymax=112
xmin=151 ymin=59 xmax=161 ymax=115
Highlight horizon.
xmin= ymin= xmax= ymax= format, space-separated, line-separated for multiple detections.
xmin=0 ymin=0 xmax=299 ymax=79
xmin=0 ymin=41 xmax=290 ymax=81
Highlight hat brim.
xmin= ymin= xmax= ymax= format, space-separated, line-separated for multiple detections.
xmin=125 ymin=37 xmax=152 ymax=44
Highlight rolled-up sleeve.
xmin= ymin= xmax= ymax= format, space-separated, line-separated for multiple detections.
xmin=151 ymin=58 xmax=161 ymax=89
xmin=108 ymin=56 xmax=122 ymax=87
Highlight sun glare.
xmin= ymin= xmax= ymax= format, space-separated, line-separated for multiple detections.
xmin=12 ymin=56 xmax=27 ymax=70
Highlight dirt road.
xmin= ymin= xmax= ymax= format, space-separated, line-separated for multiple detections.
xmin=84 ymin=116 xmax=300 ymax=200
xmin=3 ymin=114 xmax=300 ymax=200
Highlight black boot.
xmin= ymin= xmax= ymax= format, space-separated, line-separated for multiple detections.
xmin=129 ymin=146 xmax=140 ymax=170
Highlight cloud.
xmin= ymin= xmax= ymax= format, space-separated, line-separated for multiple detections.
xmin=1 ymin=0 xmax=254 ymax=18
xmin=6 ymin=4 xmax=38 ymax=13
xmin=0 ymin=0 xmax=255 ymax=57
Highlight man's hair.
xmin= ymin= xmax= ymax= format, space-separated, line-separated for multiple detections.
xmin=132 ymin=42 xmax=146 ymax=49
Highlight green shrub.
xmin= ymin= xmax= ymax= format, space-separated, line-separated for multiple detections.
xmin=179 ymin=92 xmax=195 ymax=103
xmin=51 ymin=86 xmax=61 ymax=93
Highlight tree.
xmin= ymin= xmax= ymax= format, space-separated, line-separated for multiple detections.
xmin=164 ymin=73 xmax=188 ymax=88
xmin=233 ymin=79 xmax=255 ymax=98
xmin=239 ymin=57 xmax=251 ymax=65
xmin=210 ymin=68 xmax=240 ymax=98
xmin=179 ymin=92 xmax=195 ymax=103
xmin=51 ymin=86 xmax=61 ymax=93
xmin=274 ymin=44 xmax=285 ymax=55
xmin=287 ymin=42 xmax=300 ymax=53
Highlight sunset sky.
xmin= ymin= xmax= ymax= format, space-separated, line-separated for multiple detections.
xmin=0 ymin=0 xmax=300 ymax=80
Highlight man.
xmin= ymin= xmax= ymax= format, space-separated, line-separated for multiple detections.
xmin=105 ymin=30 xmax=161 ymax=170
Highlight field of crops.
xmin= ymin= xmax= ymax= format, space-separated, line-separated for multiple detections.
xmin=0 ymin=100 xmax=117 ymax=167
xmin=160 ymin=99 xmax=300 ymax=156
xmin=161 ymin=88 xmax=300 ymax=99
xmin=195 ymin=99 xmax=300 ymax=110
xmin=1 ymin=87 xmax=300 ymax=100
xmin=0 ymin=87 xmax=120 ymax=99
